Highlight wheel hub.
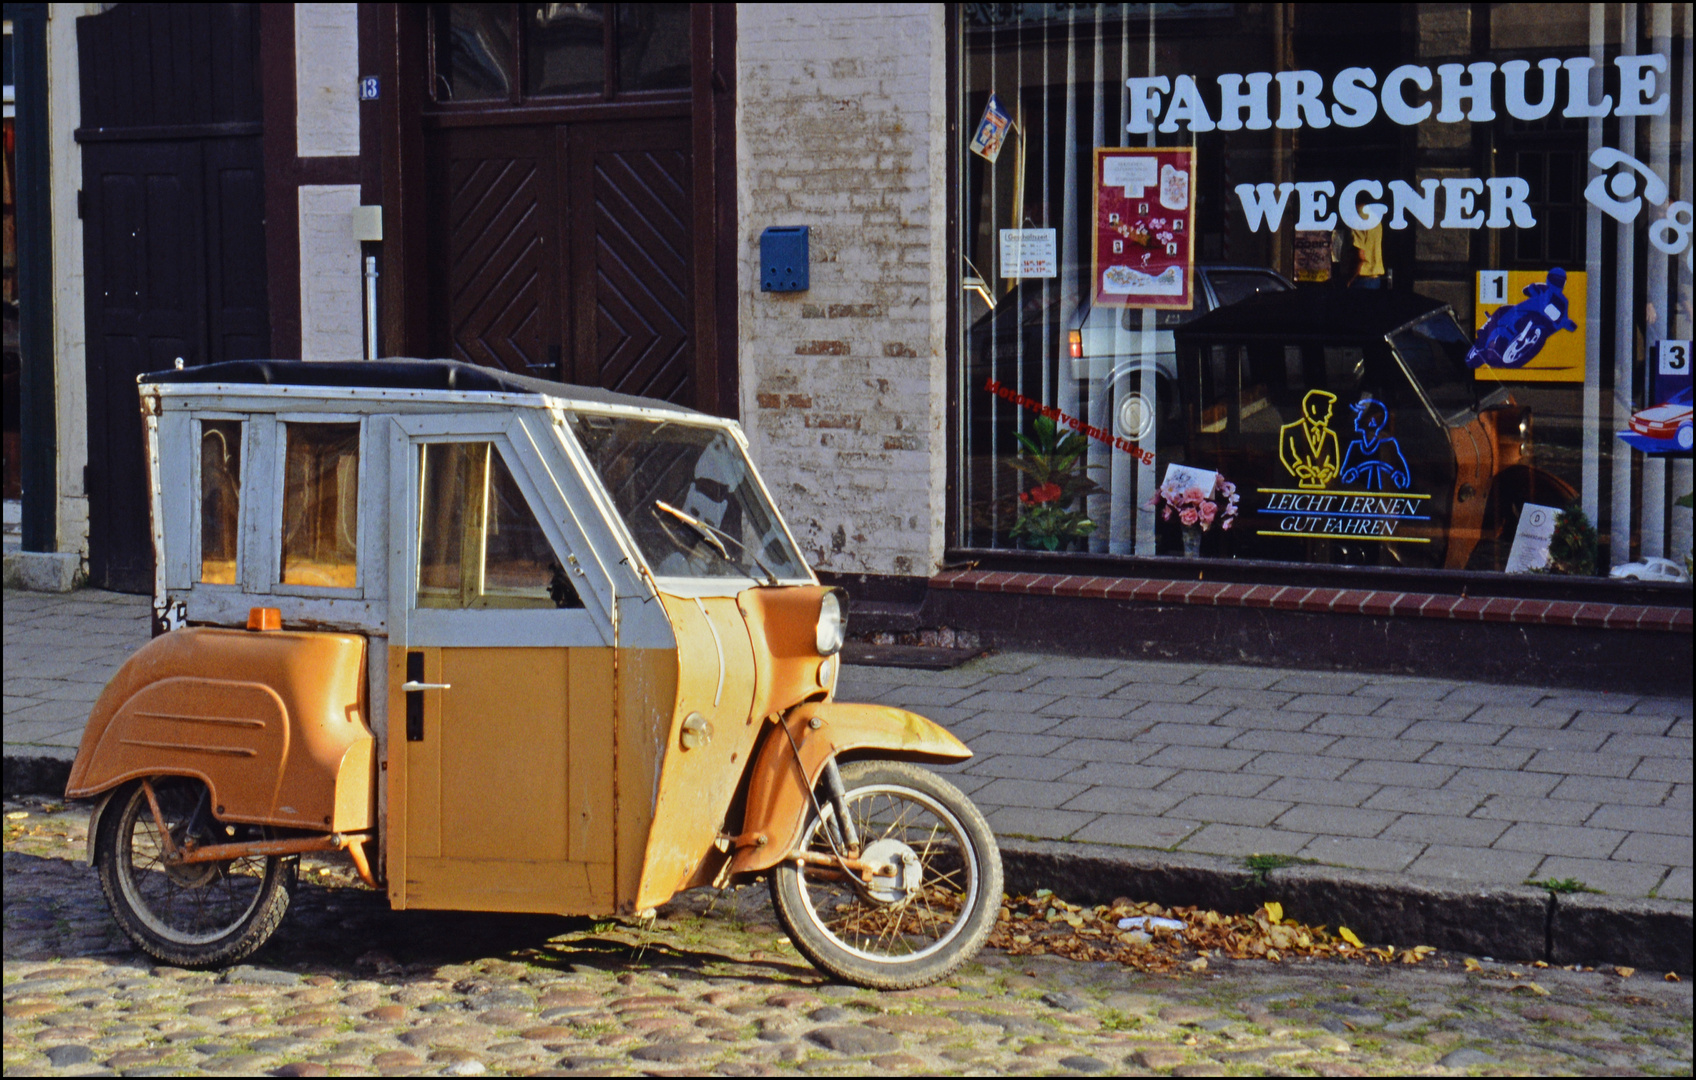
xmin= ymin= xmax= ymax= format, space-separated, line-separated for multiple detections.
xmin=858 ymin=838 xmax=922 ymax=904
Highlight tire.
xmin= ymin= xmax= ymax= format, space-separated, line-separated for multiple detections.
xmin=95 ymin=777 xmax=294 ymax=968
xmin=769 ymin=760 xmax=1002 ymax=989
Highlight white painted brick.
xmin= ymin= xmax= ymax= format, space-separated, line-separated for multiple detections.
xmin=297 ymin=185 xmax=364 ymax=361
xmin=295 ymin=3 xmax=361 ymax=158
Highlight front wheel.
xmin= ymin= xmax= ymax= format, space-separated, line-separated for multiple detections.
xmin=770 ymin=760 xmax=1002 ymax=989
xmin=95 ymin=777 xmax=294 ymax=967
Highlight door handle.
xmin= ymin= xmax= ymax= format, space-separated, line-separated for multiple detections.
xmin=404 ymin=652 xmax=437 ymax=743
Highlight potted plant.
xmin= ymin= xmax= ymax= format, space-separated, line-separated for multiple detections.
xmin=1004 ymin=415 xmax=1102 ymax=551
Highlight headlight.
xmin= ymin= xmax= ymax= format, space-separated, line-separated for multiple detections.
xmin=815 ymin=590 xmax=847 ymax=655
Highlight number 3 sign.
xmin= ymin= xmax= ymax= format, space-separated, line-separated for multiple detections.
xmin=1659 ymin=339 xmax=1691 ymax=376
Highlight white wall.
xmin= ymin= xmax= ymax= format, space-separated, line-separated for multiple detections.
xmin=298 ymin=185 xmax=365 ymax=361
xmin=736 ymin=3 xmax=948 ymax=578
xmin=295 ymin=3 xmax=361 ymax=159
xmin=293 ymin=4 xmax=364 ymax=361
xmin=46 ymin=5 xmax=97 ymax=561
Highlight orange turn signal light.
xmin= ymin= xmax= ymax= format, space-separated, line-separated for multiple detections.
xmin=1068 ymin=330 xmax=1083 ymax=359
xmin=247 ymin=607 xmax=282 ymax=631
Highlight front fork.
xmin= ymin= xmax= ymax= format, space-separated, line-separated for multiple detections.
xmin=821 ymin=757 xmax=859 ymax=854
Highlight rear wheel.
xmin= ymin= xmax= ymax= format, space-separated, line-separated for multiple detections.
xmin=95 ymin=777 xmax=294 ymax=967
xmin=770 ymin=761 xmax=1002 ymax=989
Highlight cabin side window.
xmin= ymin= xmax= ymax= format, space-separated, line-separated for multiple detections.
xmin=280 ymin=422 xmax=361 ymax=588
xmin=199 ymin=420 xmax=242 ymax=585
xmin=416 ymin=441 xmax=581 ymax=610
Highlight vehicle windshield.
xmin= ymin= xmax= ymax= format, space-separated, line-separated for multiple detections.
xmin=1387 ymin=312 xmax=1478 ymax=424
xmin=568 ymin=414 xmax=810 ymax=582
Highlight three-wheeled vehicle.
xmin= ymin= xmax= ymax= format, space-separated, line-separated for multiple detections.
xmin=64 ymin=360 xmax=1002 ymax=989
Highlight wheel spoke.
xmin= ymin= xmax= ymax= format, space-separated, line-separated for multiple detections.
xmin=790 ymin=778 xmax=983 ymax=966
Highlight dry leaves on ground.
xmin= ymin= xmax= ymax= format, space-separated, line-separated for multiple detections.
xmin=987 ymin=891 xmax=1437 ymax=974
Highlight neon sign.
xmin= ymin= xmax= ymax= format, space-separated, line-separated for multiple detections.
xmin=1258 ymin=391 xmax=1428 ymax=542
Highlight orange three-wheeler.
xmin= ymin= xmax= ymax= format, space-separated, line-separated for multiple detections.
xmin=64 ymin=360 xmax=1002 ymax=988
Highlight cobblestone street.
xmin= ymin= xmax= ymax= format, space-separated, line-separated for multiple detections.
xmin=4 ymin=797 xmax=1692 ymax=1077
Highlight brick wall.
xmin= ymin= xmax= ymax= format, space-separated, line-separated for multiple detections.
xmin=736 ymin=3 xmax=948 ymax=578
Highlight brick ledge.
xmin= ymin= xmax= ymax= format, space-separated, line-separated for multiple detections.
xmin=929 ymin=569 xmax=1693 ymax=633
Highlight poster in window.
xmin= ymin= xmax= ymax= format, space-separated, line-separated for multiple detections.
xmin=1470 ymin=269 xmax=1586 ymax=383
xmin=1093 ymin=147 xmax=1196 ymax=310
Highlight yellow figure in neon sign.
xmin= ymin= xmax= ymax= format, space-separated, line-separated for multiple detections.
xmin=1278 ymin=389 xmax=1341 ymax=489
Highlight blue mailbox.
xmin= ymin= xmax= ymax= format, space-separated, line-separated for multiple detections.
xmin=760 ymin=226 xmax=810 ymax=292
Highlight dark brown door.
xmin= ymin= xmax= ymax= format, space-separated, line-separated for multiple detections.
xmin=568 ymin=120 xmax=694 ymax=404
xmin=426 ymin=117 xmax=695 ymax=406
xmin=77 ymin=4 xmax=268 ymax=593
xmin=426 ymin=125 xmax=565 ymax=379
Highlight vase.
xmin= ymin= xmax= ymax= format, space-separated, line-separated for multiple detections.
xmin=1182 ymin=525 xmax=1203 ymax=558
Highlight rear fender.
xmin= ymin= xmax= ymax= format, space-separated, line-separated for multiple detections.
xmin=64 ymin=627 xmax=374 ymax=833
xmin=727 ymin=700 xmax=971 ymax=874
xmin=83 ymin=788 xmax=120 ymax=867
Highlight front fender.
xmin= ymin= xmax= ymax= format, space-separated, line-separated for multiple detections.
xmin=727 ymin=700 xmax=971 ymax=874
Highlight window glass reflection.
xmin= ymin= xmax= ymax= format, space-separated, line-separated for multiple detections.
xmin=616 ymin=3 xmax=690 ymax=92
xmin=435 ymin=4 xmax=515 ymax=102
xmin=280 ymin=423 xmax=359 ymax=588
xmin=525 ymin=2 xmax=606 ymax=96
xmin=199 ymin=420 xmax=241 ymax=585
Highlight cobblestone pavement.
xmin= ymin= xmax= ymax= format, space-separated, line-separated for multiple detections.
xmin=5 ymin=587 xmax=1693 ymax=903
xmin=4 ymin=797 xmax=1692 ymax=1077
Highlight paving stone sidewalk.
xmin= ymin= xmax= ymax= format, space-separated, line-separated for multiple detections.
xmin=5 ymin=587 xmax=1692 ymax=902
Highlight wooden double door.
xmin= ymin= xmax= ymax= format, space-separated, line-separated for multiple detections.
xmin=425 ymin=119 xmax=697 ymax=407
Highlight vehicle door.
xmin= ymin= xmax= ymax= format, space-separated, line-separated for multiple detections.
xmin=385 ymin=410 xmax=620 ymax=914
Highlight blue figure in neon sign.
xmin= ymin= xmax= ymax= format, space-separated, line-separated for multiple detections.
xmin=1339 ymin=398 xmax=1411 ymax=491
xmin=1466 ymin=267 xmax=1578 ymax=370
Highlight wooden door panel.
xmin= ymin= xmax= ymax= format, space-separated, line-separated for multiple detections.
xmin=570 ymin=121 xmax=695 ymax=405
xmin=82 ymin=141 xmax=207 ymax=593
xmin=429 ymin=129 xmax=563 ymax=379
xmin=203 ymin=138 xmax=271 ymax=362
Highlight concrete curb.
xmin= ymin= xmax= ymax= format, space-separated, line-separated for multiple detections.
xmin=997 ymin=838 xmax=1693 ymax=974
xmin=4 ymin=752 xmax=73 ymax=800
xmin=6 ymin=758 xmax=1687 ymax=973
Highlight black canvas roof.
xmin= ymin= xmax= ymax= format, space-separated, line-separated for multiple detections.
xmin=140 ymin=358 xmax=703 ymax=415
xmin=1173 ymin=287 xmax=1451 ymax=342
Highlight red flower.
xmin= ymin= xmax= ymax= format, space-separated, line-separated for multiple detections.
xmin=1021 ymin=482 xmax=1063 ymax=505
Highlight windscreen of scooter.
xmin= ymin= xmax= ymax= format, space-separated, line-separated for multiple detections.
xmin=568 ymin=413 xmax=811 ymax=581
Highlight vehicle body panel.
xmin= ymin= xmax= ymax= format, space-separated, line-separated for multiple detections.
xmin=66 ymin=627 xmax=372 ymax=832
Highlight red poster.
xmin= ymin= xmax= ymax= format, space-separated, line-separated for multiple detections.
xmin=1092 ymin=147 xmax=1197 ymax=310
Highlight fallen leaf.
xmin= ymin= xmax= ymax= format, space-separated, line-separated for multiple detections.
xmin=1264 ymin=901 xmax=1284 ymax=924
xmin=1614 ymin=966 xmax=1635 ymax=979
xmin=1532 ymin=960 xmax=1549 ymax=968
xmin=1509 ymin=982 xmax=1550 ymax=996
xmin=1187 ymin=957 xmax=1208 ymax=972
xmin=1338 ymin=926 xmax=1364 ymax=948
xmin=1464 ymin=958 xmax=1483 ymax=972
xmin=1665 ymin=972 xmax=1681 ymax=983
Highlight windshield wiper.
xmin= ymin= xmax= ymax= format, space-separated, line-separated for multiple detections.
xmin=653 ymin=500 xmax=779 ymax=586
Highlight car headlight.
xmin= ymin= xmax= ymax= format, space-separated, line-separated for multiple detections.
xmin=815 ymin=589 xmax=847 ymax=655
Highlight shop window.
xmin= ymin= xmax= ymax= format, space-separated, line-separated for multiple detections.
xmin=431 ymin=3 xmax=688 ymax=104
xmin=956 ymin=4 xmax=1690 ymax=576
xmin=417 ymin=441 xmax=580 ymax=610
xmin=199 ymin=420 xmax=241 ymax=585
xmin=280 ymin=423 xmax=359 ymax=588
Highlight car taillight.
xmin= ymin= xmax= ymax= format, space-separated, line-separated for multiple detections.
xmin=1068 ymin=330 xmax=1082 ymax=359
